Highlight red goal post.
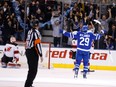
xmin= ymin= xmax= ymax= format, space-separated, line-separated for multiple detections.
xmin=40 ymin=42 xmax=52 ymax=69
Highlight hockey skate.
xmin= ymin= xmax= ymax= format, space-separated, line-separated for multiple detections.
xmin=1 ymin=62 xmax=7 ymax=68
xmin=83 ymin=72 xmax=87 ymax=79
xmin=74 ymin=69 xmax=78 ymax=78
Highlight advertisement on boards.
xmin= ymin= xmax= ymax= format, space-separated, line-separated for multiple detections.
xmin=0 ymin=46 xmax=116 ymax=70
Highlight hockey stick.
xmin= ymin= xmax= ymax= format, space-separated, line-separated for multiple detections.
xmin=93 ymin=19 xmax=101 ymax=25
xmin=81 ymin=70 xmax=95 ymax=73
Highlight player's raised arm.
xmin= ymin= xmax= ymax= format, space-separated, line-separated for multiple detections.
xmin=92 ymin=29 xmax=106 ymax=40
xmin=60 ymin=29 xmax=77 ymax=39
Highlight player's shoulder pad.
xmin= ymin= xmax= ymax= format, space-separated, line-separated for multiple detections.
xmin=72 ymin=31 xmax=78 ymax=35
xmin=12 ymin=43 xmax=18 ymax=46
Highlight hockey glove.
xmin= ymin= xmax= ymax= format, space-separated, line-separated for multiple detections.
xmin=59 ymin=29 xmax=66 ymax=34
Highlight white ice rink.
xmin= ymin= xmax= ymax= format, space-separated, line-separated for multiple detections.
xmin=0 ymin=68 xmax=116 ymax=87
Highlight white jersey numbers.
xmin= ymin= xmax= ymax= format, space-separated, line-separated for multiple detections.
xmin=79 ymin=37 xmax=90 ymax=46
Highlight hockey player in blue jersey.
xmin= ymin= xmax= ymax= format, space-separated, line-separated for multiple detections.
xmin=60 ymin=25 xmax=103 ymax=78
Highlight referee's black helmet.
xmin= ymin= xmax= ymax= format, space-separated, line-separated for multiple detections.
xmin=32 ymin=19 xmax=39 ymax=27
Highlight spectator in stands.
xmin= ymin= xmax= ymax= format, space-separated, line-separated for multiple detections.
xmin=45 ymin=5 xmax=52 ymax=22
xmin=96 ymin=8 xmax=112 ymax=32
xmin=96 ymin=8 xmax=112 ymax=49
xmin=0 ymin=0 xmax=115 ymax=50
xmin=51 ymin=11 xmax=61 ymax=47
xmin=2 ymin=16 xmax=13 ymax=44
xmin=29 ymin=1 xmax=37 ymax=16
xmin=88 ymin=21 xmax=95 ymax=33
xmin=100 ymin=0 xmax=108 ymax=16
xmin=110 ymin=1 xmax=116 ymax=18
xmin=35 ymin=8 xmax=45 ymax=28
xmin=106 ymin=23 xmax=116 ymax=50
xmin=0 ymin=27 xmax=3 ymax=45
xmin=14 ymin=23 xmax=25 ymax=41
xmin=0 ymin=13 xmax=3 ymax=45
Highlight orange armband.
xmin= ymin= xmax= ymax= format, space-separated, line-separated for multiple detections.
xmin=34 ymin=39 xmax=41 ymax=46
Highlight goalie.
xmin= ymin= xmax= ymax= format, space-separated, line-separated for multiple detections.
xmin=1 ymin=36 xmax=20 ymax=68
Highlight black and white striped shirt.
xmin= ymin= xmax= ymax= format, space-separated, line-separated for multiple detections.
xmin=26 ymin=29 xmax=42 ymax=57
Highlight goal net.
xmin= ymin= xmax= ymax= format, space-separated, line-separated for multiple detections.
xmin=39 ymin=42 xmax=53 ymax=69
xmin=14 ymin=41 xmax=53 ymax=69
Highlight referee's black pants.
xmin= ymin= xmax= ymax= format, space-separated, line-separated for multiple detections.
xmin=24 ymin=47 xmax=39 ymax=87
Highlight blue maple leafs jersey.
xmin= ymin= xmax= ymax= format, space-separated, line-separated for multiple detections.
xmin=63 ymin=31 xmax=101 ymax=52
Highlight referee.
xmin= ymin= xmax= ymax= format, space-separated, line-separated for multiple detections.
xmin=24 ymin=20 xmax=43 ymax=87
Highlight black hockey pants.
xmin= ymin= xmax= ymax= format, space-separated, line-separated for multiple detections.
xmin=24 ymin=47 xmax=39 ymax=87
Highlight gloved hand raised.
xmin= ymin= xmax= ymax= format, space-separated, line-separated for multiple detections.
xmin=59 ymin=29 xmax=63 ymax=33
xmin=59 ymin=29 xmax=66 ymax=34
xmin=100 ymin=29 xmax=107 ymax=34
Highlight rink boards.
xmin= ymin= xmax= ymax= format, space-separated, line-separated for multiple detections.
xmin=0 ymin=45 xmax=116 ymax=70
